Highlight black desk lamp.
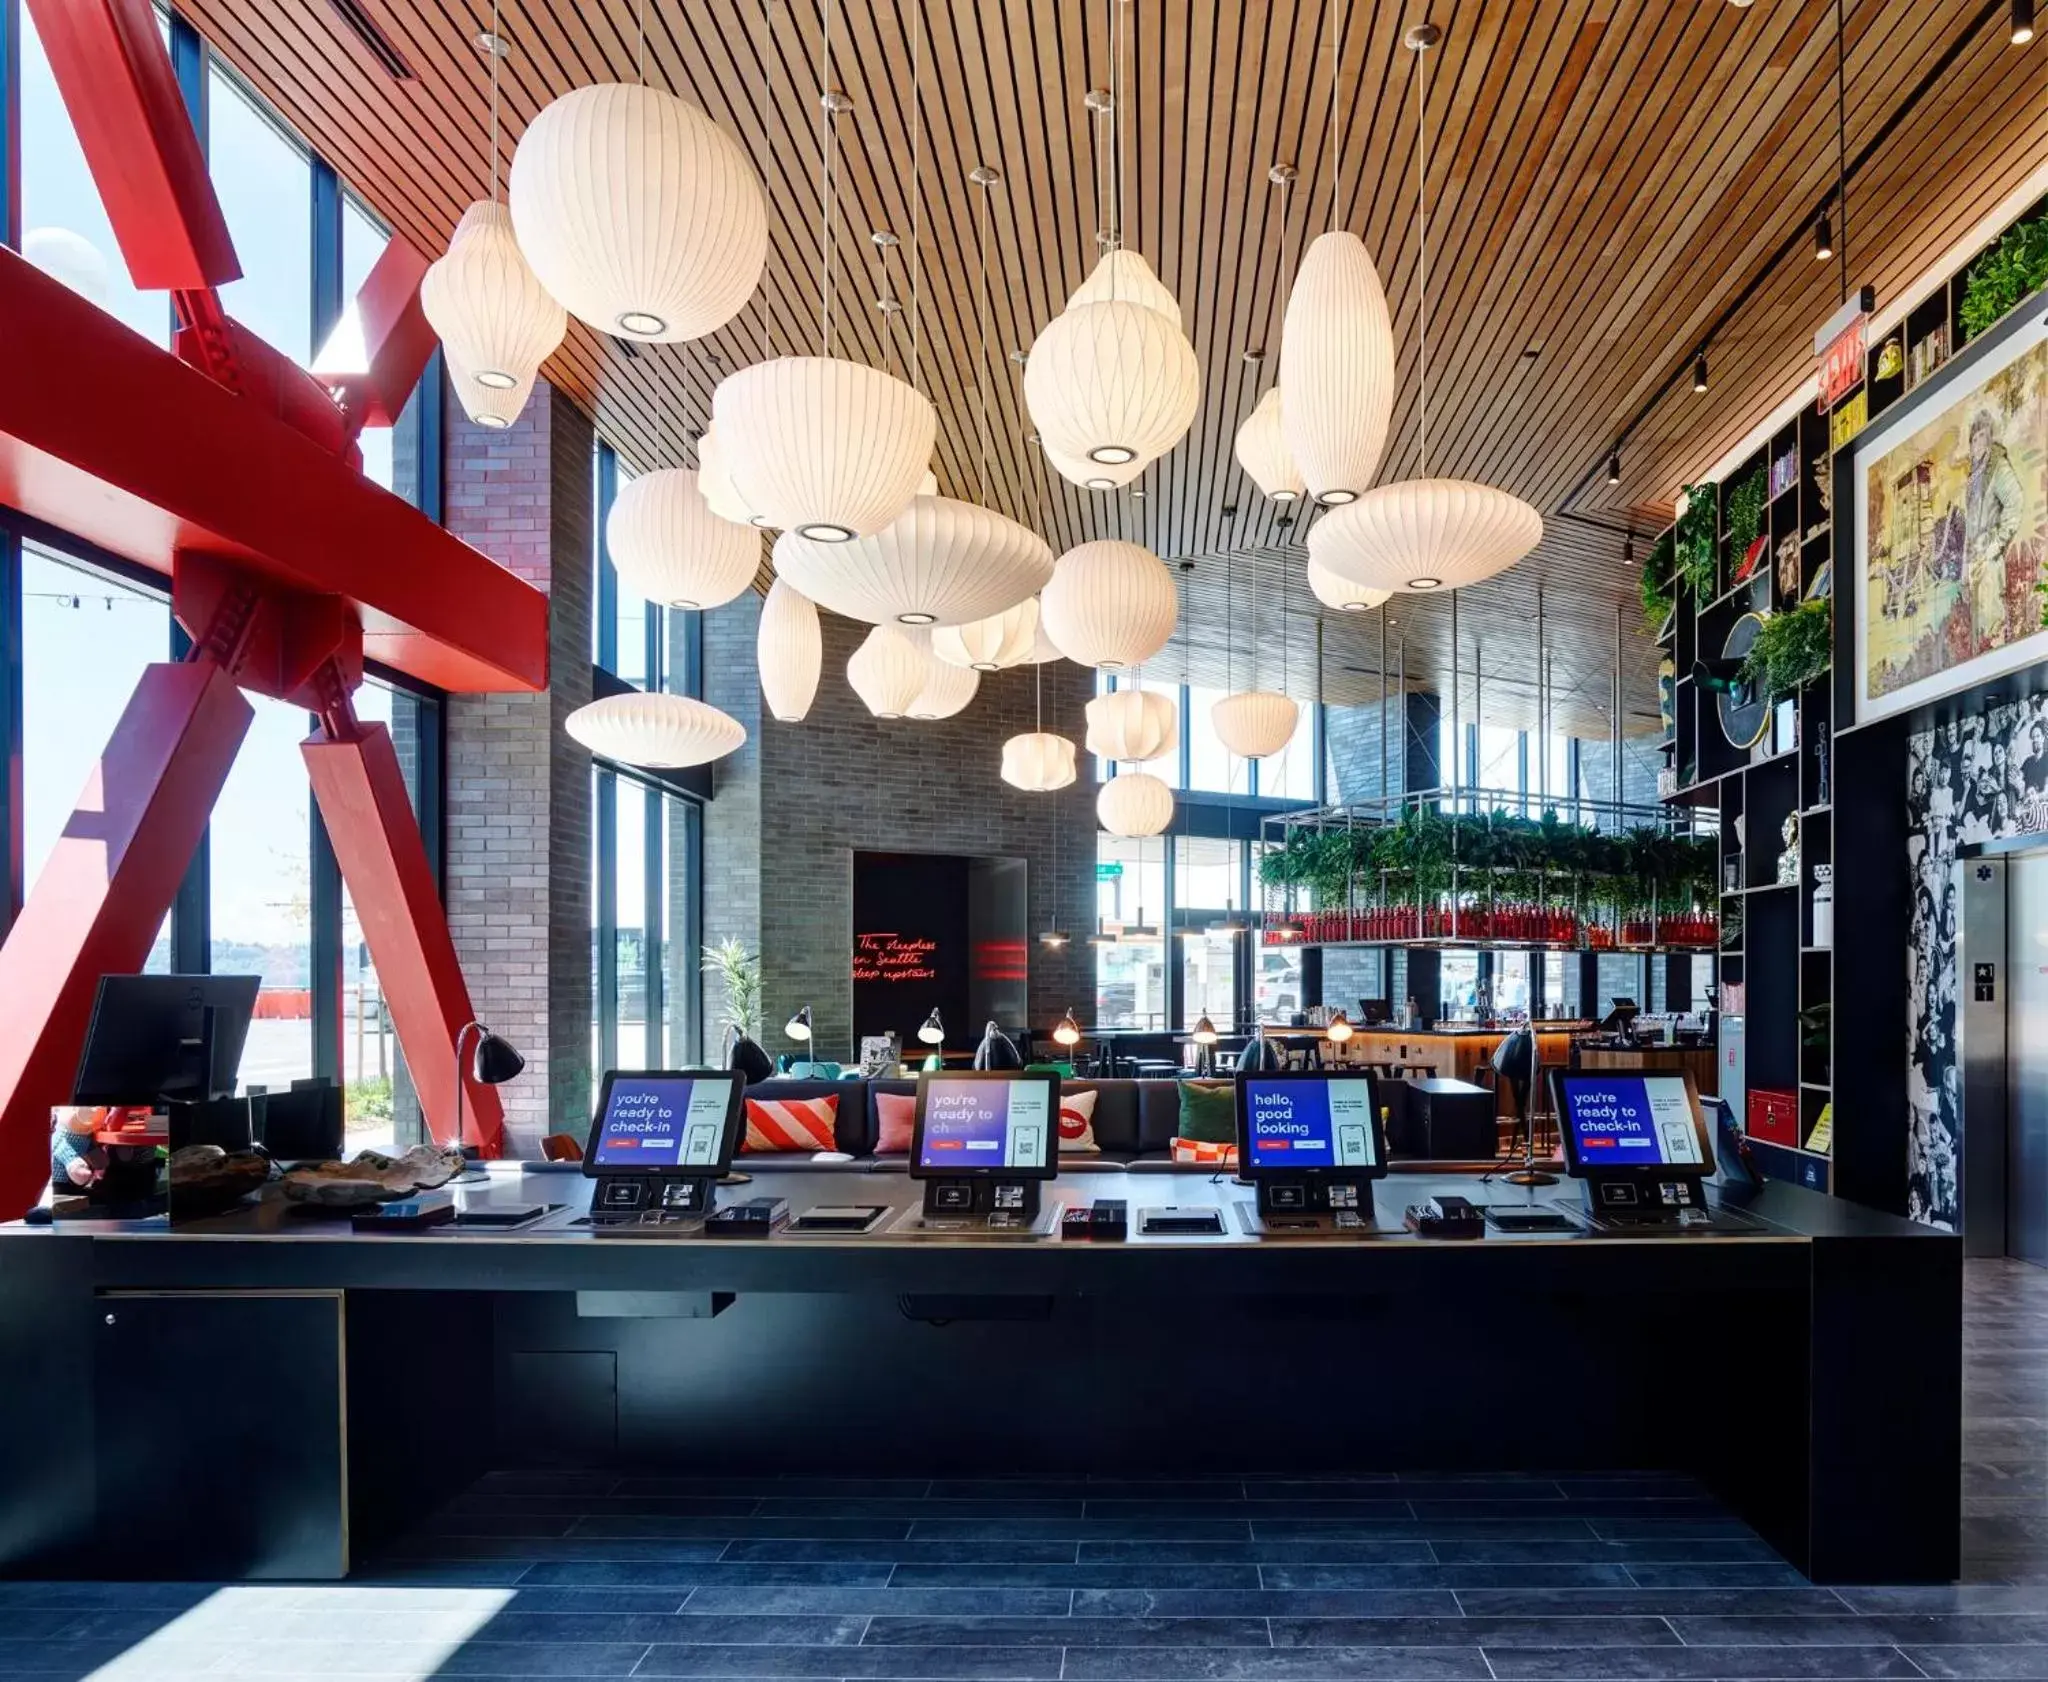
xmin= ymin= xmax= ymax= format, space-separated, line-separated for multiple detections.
xmin=452 ymin=1020 xmax=524 ymax=1175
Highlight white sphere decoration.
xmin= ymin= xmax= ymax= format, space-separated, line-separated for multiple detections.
xmin=1067 ymin=248 xmax=1182 ymax=327
xmin=565 ymin=692 xmax=745 ymax=768
xmin=1043 ymin=440 xmax=1146 ymax=491
xmin=1039 ymin=540 xmax=1177 ymax=671
xmin=1085 ymin=688 xmax=1178 ymax=764
xmin=756 ymin=577 xmax=821 ymax=723
xmin=421 ymin=201 xmax=566 ymax=429
xmin=23 ymin=226 xmax=111 ymax=305
xmin=846 ymin=623 xmax=931 ymax=720
xmin=1001 ymin=732 xmax=1078 ymax=791
xmin=1097 ymin=771 xmax=1175 ymax=838
xmin=770 ymin=496 xmax=1053 ymax=628
xmin=933 ymin=599 xmax=1038 ymax=671
xmin=698 ymin=426 xmax=765 ymax=527
xmin=713 ymin=358 xmax=936 ymax=541
xmin=1024 ymin=299 xmax=1199 ymax=468
xmin=909 ymin=655 xmax=980 ymax=720
xmin=606 ymin=468 xmax=758 ymax=611
xmin=1234 ymin=386 xmax=1304 ymax=503
xmin=1306 ymin=554 xmax=1391 ymax=614
xmin=1307 ymin=478 xmax=1544 ymax=594
xmin=1279 ymin=231 xmax=1395 ymax=505
xmin=508 ymin=82 xmax=766 ymax=342
xmin=1211 ymin=690 xmax=1300 ymax=760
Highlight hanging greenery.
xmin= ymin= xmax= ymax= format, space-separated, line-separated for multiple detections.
xmin=1640 ymin=530 xmax=1676 ymax=632
xmin=1960 ymin=212 xmax=2048 ymax=342
xmin=1726 ymin=471 xmax=1768 ymax=557
xmin=1675 ymin=483 xmax=1719 ymax=604
xmin=1739 ymin=598 xmax=1832 ymax=701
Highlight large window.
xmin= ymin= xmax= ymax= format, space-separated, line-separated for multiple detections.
xmin=1441 ymin=949 xmax=1481 ymax=1017
xmin=209 ymin=63 xmax=314 ymax=363
xmin=1175 ymin=837 xmax=1239 ymax=1031
xmin=1188 ymin=686 xmax=1250 ymax=795
xmin=1094 ymin=834 xmax=1166 ymax=1028
xmin=1260 ymin=702 xmax=1319 ymax=804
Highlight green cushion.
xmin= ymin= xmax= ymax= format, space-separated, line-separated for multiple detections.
xmin=1024 ymin=1061 xmax=1074 ymax=1077
xmin=1177 ymin=1079 xmax=1237 ymax=1144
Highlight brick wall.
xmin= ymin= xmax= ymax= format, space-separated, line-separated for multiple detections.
xmin=442 ymin=378 xmax=593 ymax=1153
xmin=699 ymin=592 xmax=763 ymax=1047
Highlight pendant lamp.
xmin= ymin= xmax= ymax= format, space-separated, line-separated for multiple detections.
xmin=509 ymin=82 xmax=766 ymax=343
xmin=1211 ymin=690 xmax=1300 ymax=760
xmin=1067 ymin=248 xmax=1182 ymax=326
xmin=1024 ymin=300 xmax=1199 ymax=467
xmin=1043 ymin=440 xmax=1146 ymax=491
xmin=769 ymin=495 xmax=1052 ymax=628
xmin=934 ymin=598 xmax=1038 ymax=671
xmin=423 ymin=202 xmax=566 ymax=430
xmin=1024 ymin=618 xmax=1066 ymax=663
xmin=605 ymin=468 xmax=758 ymax=610
xmin=1001 ymin=732 xmax=1078 ymax=791
xmin=565 ymin=692 xmax=746 ymax=768
xmin=1097 ymin=770 xmax=1174 ymax=837
xmin=1306 ymin=554 xmax=1391 ymax=614
xmin=1280 ymin=232 xmax=1394 ymax=505
xmin=698 ymin=425 xmax=765 ymax=527
xmin=1040 ymin=540 xmax=1177 ymax=671
xmin=757 ymin=577 xmax=821 ymax=723
xmin=909 ymin=655 xmax=981 ymax=720
xmin=1085 ymin=687 xmax=1177 ymax=764
xmin=847 ymin=623 xmax=931 ymax=720
xmin=1234 ymin=385 xmax=1304 ymax=503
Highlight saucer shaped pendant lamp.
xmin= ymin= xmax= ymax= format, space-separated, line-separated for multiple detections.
xmin=846 ymin=623 xmax=931 ymax=719
xmin=756 ymin=577 xmax=821 ymax=722
xmin=508 ymin=83 xmax=767 ymax=342
xmin=1234 ymin=385 xmax=1304 ymax=503
xmin=1024 ymin=300 xmax=1199 ymax=468
xmin=1001 ymin=731 xmax=1078 ymax=791
xmin=1085 ymin=687 xmax=1178 ymax=764
xmin=566 ymin=692 xmax=746 ymax=768
xmin=1211 ymin=689 xmax=1300 ymax=760
xmin=1024 ymin=615 xmax=1065 ymax=663
xmin=606 ymin=468 xmax=758 ymax=610
xmin=1097 ymin=770 xmax=1174 ymax=837
xmin=1279 ymin=231 xmax=1395 ymax=505
xmin=933 ymin=598 xmax=1038 ymax=671
xmin=1067 ymin=248 xmax=1182 ymax=326
xmin=1307 ymin=479 xmax=1543 ymax=595
xmin=1040 ymin=540 xmax=1177 ymax=670
xmin=713 ymin=358 xmax=936 ymax=541
xmin=1043 ymin=439 xmax=1146 ymax=491
xmin=909 ymin=656 xmax=981 ymax=720
xmin=422 ymin=202 xmax=566 ymax=429
xmin=770 ymin=496 xmax=1053 ymax=628
xmin=698 ymin=425 xmax=764 ymax=527
xmin=1306 ymin=553 xmax=1391 ymax=614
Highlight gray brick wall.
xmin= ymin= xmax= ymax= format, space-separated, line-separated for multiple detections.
xmin=700 ymin=592 xmax=763 ymax=1047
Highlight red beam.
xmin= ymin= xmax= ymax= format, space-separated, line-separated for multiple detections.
xmin=303 ymin=727 xmax=505 ymax=1157
xmin=328 ymin=237 xmax=438 ymax=435
xmin=0 ymin=662 xmax=251 ymax=1221
xmin=0 ymin=249 xmax=547 ymax=695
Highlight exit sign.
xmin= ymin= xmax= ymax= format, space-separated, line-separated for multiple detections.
xmin=1095 ymin=862 xmax=1123 ymax=880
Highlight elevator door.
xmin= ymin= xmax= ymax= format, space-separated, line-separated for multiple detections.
xmin=2008 ymin=853 xmax=2048 ymax=1265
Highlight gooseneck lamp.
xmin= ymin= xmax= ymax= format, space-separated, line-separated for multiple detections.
xmin=917 ymin=1009 xmax=945 ymax=1046
xmin=1052 ymin=1009 xmax=1082 ymax=1048
xmin=785 ymin=1005 xmax=813 ymax=1042
xmin=452 ymin=1020 xmax=524 ymax=1171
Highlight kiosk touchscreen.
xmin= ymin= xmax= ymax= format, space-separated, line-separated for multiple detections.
xmin=1235 ymin=1070 xmax=1387 ymax=1230
xmin=907 ymin=1069 xmax=1059 ymax=1228
xmin=583 ymin=1070 xmax=743 ymax=1233
xmin=1548 ymin=1068 xmax=1717 ymax=1225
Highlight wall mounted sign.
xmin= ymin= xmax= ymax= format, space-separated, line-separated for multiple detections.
xmin=1814 ymin=286 xmax=1876 ymax=412
xmin=853 ymin=932 xmax=939 ymax=984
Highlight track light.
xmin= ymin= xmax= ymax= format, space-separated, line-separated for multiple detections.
xmin=1606 ymin=449 xmax=1621 ymax=485
xmin=2015 ymin=0 xmax=2035 ymax=45
xmin=1813 ymin=207 xmax=1833 ymax=261
xmin=1692 ymin=350 xmax=1709 ymax=394
xmin=1624 ymin=534 xmax=1636 ymax=568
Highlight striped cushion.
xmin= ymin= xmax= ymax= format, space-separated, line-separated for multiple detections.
xmin=1057 ymin=1088 xmax=1100 ymax=1153
xmin=875 ymin=1092 xmax=917 ymax=1154
xmin=742 ymin=1094 xmax=840 ymax=1154
xmin=1170 ymin=1136 xmax=1237 ymax=1165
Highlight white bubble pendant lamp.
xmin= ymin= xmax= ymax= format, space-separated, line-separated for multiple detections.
xmin=1097 ymin=770 xmax=1174 ymax=837
xmin=1024 ymin=300 xmax=1199 ymax=468
xmin=1024 ymin=615 xmax=1065 ymax=663
xmin=1280 ymin=232 xmax=1394 ymax=506
xmin=698 ymin=425 xmax=765 ymax=527
xmin=1234 ymin=386 xmax=1304 ymax=504
xmin=769 ymin=495 xmax=1052 ymax=628
xmin=846 ymin=623 xmax=931 ymax=720
xmin=566 ymin=692 xmax=746 ymax=768
xmin=1043 ymin=439 xmax=1146 ymax=491
xmin=422 ymin=202 xmax=566 ymax=430
xmin=606 ymin=468 xmax=758 ymax=610
xmin=909 ymin=655 xmax=980 ymax=720
xmin=933 ymin=598 xmax=1038 ymax=671
xmin=1068 ymin=248 xmax=1182 ymax=327
xmin=1211 ymin=689 xmax=1299 ymax=760
xmin=1040 ymin=540 xmax=1177 ymax=671
xmin=757 ymin=577 xmax=821 ymax=723
xmin=509 ymin=82 xmax=767 ymax=343
xmin=1085 ymin=688 xmax=1178 ymax=764
xmin=1002 ymin=732 xmax=1077 ymax=792
xmin=1306 ymin=553 xmax=1391 ymax=614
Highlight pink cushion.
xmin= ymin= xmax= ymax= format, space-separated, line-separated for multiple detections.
xmin=875 ymin=1091 xmax=917 ymax=1154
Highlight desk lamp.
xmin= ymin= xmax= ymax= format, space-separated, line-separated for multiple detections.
xmin=1052 ymin=1009 xmax=1082 ymax=1048
xmin=452 ymin=1020 xmax=524 ymax=1177
xmin=785 ymin=1005 xmax=813 ymax=1043
xmin=1325 ymin=1010 xmax=1354 ymax=1044
xmin=918 ymin=1008 xmax=945 ymax=1071
xmin=1192 ymin=1013 xmax=1219 ymax=1076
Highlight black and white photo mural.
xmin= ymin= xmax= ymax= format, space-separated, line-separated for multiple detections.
xmin=1905 ymin=694 xmax=2048 ymax=1227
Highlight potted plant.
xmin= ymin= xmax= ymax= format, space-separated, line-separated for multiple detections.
xmin=1640 ymin=531 xmax=1676 ymax=634
xmin=1675 ymin=483 xmax=1719 ymax=605
xmin=1961 ymin=212 xmax=2048 ymax=342
xmin=701 ymin=937 xmax=762 ymax=1041
xmin=1740 ymin=598 xmax=1832 ymax=703
xmin=1726 ymin=471 xmax=1769 ymax=583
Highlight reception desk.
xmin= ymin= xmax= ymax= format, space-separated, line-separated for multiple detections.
xmin=0 ymin=1165 xmax=1957 ymax=1588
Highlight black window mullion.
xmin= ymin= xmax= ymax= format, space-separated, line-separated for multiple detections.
xmin=167 ymin=619 xmax=210 ymax=973
xmin=310 ymin=157 xmax=342 ymax=349
xmin=0 ymin=524 xmax=20 ymax=939
xmin=309 ymin=711 xmax=342 ymax=1084
xmin=595 ymin=766 xmax=618 ymax=1072
xmin=2 ymin=0 xmax=19 ymax=251
xmin=643 ymin=777 xmax=664 ymax=1065
xmin=594 ymin=445 xmax=619 ymax=672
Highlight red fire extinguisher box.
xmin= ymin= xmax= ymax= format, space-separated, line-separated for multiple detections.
xmin=1747 ymin=1088 xmax=1801 ymax=1149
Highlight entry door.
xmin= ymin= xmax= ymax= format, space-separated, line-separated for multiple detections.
xmin=2009 ymin=854 xmax=2048 ymax=1265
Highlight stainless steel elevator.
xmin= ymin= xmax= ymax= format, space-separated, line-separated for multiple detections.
xmin=1957 ymin=848 xmax=2048 ymax=1263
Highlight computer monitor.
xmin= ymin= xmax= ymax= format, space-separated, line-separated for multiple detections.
xmin=1596 ymin=997 xmax=1641 ymax=1037
xmin=1358 ymin=998 xmax=1393 ymax=1026
xmin=909 ymin=1070 xmax=1060 ymax=1180
xmin=1548 ymin=1069 xmax=1715 ymax=1180
xmin=73 ymin=975 xmax=259 ymax=1106
xmin=1234 ymin=1069 xmax=1388 ymax=1181
xmin=583 ymin=1070 xmax=744 ymax=1177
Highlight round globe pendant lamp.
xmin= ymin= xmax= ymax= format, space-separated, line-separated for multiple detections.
xmin=846 ymin=623 xmax=931 ymax=720
xmin=909 ymin=654 xmax=980 ymax=720
xmin=1040 ymin=540 xmax=1177 ymax=671
xmin=1234 ymin=385 xmax=1304 ymax=504
xmin=1043 ymin=439 xmax=1145 ymax=491
xmin=509 ymin=81 xmax=767 ymax=343
xmin=423 ymin=202 xmax=566 ymax=430
xmin=565 ymin=692 xmax=746 ymax=768
xmin=1067 ymin=248 xmax=1182 ymax=326
xmin=1084 ymin=687 xmax=1178 ymax=764
xmin=605 ymin=467 xmax=758 ymax=610
xmin=1211 ymin=689 xmax=1300 ymax=760
xmin=757 ymin=577 xmax=821 ymax=723
xmin=1306 ymin=553 xmax=1391 ymax=614
xmin=697 ymin=425 xmax=765 ymax=528
xmin=1097 ymin=770 xmax=1174 ymax=837
xmin=933 ymin=598 xmax=1039 ymax=671
xmin=1024 ymin=299 xmax=1199 ymax=467
xmin=770 ymin=495 xmax=1052 ymax=629
xmin=1001 ymin=732 xmax=1077 ymax=791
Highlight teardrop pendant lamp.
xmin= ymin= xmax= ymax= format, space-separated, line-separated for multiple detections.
xmin=1067 ymin=248 xmax=1182 ymax=327
xmin=933 ymin=598 xmax=1038 ymax=671
xmin=1040 ymin=540 xmax=1177 ymax=671
xmin=606 ymin=467 xmax=759 ymax=610
xmin=565 ymin=692 xmax=746 ymax=768
xmin=1085 ymin=687 xmax=1178 ymax=764
xmin=1097 ymin=769 xmax=1174 ymax=837
xmin=846 ymin=622 xmax=931 ymax=719
xmin=1234 ymin=385 xmax=1304 ymax=504
xmin=909 ymin=653 xmax=981 ymax=720
xmin=1306 ymin=553 xmax=1390 ymax=614
xmin=757 ymin=576 xmax=821 ymax=722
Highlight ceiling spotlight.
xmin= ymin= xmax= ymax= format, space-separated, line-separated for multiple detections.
xmin=1692 ymin=350 xmax=1709 ymax=394
xmin=871 ymin=229 xmax=899 ymax=248
xmin=2014 ymin=0 xmax=2035 ymax=43
xmin=1606 ymin=449 xmax=1621 ymax=485
xmin=1220 ymin=504 xmax=1239 ymax=519
xmin=1813 ymin=207 xmax=1833 ymax=261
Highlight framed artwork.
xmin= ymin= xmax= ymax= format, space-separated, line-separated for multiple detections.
xmin=1853 ymin=309 xmax=2048 ymax=725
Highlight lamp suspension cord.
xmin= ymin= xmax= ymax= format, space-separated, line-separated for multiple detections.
xmin=911 ymin=0 xmax=922 ymax=392
xmin=637 ymin=0 xmax=646 ymax=84
xmin=759 ymin=0 xmax=772 ymax=364
xmin=486 ymin=0 xmax=501 ymax=201
xmin=1835 ymin=0 xmax=1849 ymax=301
xmin=1415 ymin=33 xmax=1430 ymax=476
xmin=978 ymin=174 xmax=991 ymax=505
xmin=1328 ymin=0 xmax=1342 ymax=233
xmin=817 ymin=0 xmax=831 ymax=358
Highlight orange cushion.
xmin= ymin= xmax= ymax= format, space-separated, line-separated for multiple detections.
xmin=875 ymin=1091 xmax=917 ymax=1154
xmin=1170 ymin=1136 xmax=1238 ymax=1165
xmin=742 ymin=1094 xmax=839 ymax=1154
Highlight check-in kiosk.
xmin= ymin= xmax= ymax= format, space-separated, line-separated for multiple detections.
xmin=902 ymin=1069 xmax=1060 ymax=1235
xmin=1547 ymin=1068 xmax=1724 ymax=1228
xmin=1234 ymin=1069 xmax=1389 ymax=1235
xmin=582 ymin=1070 xmax=745 ymax=1234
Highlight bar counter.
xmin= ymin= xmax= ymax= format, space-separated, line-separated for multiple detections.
xmin=0 ymin=1164 xmax=1957 ymax=1588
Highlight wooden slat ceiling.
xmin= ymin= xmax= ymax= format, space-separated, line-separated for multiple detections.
xmin=177 ymin=0 xmax=2048 ymax=740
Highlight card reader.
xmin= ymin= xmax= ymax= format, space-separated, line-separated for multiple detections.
xmin=1138 ymin=1207 xmax=1226 ymax=1236
xmin=704 ymin=1196 xmax=790 ymax=1237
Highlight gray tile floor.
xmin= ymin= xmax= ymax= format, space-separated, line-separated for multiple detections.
xmin=1 ymin=1259 xmax=2042 ymax=1681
